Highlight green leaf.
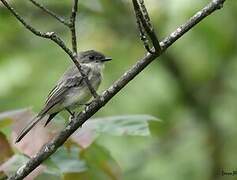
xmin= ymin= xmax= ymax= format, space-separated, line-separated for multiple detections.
xmin=80 ymin=143 xmax=122 ymax=180
xmin=71 ymin=114 xmax=159 ymax=148
xmin=42 ymin=158 xmax=61 ymax=175
xmin=93 ymin=115 xmax=159 ymax=136
xmin=50 ymin=146 xmax=87 ymax=174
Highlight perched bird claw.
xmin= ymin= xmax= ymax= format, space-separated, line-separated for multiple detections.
xmin=85 ymin=104 xmax=90 ymax=112
xmin=69 ymin=114 xmax=74 ymax=123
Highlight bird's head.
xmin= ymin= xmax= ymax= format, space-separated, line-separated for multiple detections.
xmin=78 ymin=50 xmax=112 ymax=66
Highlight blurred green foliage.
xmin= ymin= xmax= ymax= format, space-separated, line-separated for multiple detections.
xmin=0 ymin=0 xmax=237 ymax=180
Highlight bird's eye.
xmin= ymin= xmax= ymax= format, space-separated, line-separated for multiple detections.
xmin=89 ymin=55 xmax=95 ymax=60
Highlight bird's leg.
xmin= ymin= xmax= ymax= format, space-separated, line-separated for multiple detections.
xmin=66 ymin=108 xmax=75 ymax=117
xmin=78 ymin=101 xmax=93 ymax=110
xmin=84 ymin=101 xmax=94 ymax=111
xmin=66 ymin=108 xmax=75 ymax=122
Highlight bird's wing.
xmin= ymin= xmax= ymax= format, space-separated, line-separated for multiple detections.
xmin=15 ymin=66 xmax=91 ymax=143
xmin=39 ymin=75 xmax=83 ymax=116
xmin=46 ymin=66 xmax=78 ymax=101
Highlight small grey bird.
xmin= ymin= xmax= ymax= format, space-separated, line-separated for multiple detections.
xmin=15 ymin=50 xmax=112 ymax=143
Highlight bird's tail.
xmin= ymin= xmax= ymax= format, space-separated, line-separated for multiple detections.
xmin=15 ymin=114 xmax=45 ymax=143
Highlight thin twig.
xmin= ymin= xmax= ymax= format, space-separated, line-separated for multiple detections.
xmin=0 ymin=0 xmax=73 ymax=60
xmin=28 ymin=0 xmax=70 ymax=26
xmin=68 ymin=0 xmax=98 ymax=97
xmin=29 ymin=0 xmax=79 ymax=53
xmin=69 ymin=0 xmax=99 ymax=98
xmin=69 ymin=0 xmax=78 ymax=54
xmin=1 ymin=0 xmax=50 ymax=38
xmin=138 ymin=0 xmax=161 ymax=52
xmin=139 ymin=0 xmax=152 ymax=27
xmin=132 ymin=0 xmax=161 ymax=53
xmin=4 ymin=0 xmax=226 ymax=179
xmin=133 ymin=0 xmax=153 ymax=53
xmin=134 ymin=2 xmax=154 ymax=54
xmin=0 ymin=0 xmax=98 ymax=99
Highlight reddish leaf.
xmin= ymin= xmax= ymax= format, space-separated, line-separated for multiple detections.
xmin=0 ymin=108 xmax=63 ymax=157
xmin=71 ymin=121 xmax=98 ymax=149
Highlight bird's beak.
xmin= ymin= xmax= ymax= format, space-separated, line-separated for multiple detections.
xmin=101 ymin=57 xmax=112 ymax=62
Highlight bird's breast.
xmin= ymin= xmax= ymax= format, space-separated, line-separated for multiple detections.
xmin=62 ymin=72 xmax=102 ymax=109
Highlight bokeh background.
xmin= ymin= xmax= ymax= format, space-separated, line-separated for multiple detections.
xmin=0 ymin=0 xmax=237 ymax=180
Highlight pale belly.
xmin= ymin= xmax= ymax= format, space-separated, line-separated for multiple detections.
xmin=63 ymin=86 xmax=92 ymax=109
xmin=61 ymin=78 xmax=101 ymax=111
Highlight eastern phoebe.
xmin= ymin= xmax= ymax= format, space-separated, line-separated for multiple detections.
xmin=15 ymin=50 xmax=112 ymax=143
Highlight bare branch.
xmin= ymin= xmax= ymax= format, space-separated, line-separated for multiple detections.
xmin=28 ymin=0 xmax=70 ymax=26
xmin=0 ymin=0 xmax=98 ymax=99
xmin=68 ymin=0 xmax=98 ymax=98
xmin=0 ymin=0 xmax=74 ymax=58
xmin=68 ymin=0 xmax=98 ymax=97
xmin=69 ymin=0 xmax=78 ymax=54
xmin=134 ymin=3 xmax=154 ymax=54
xmin=29 ymin=0 xmax=79 ymax=53
xmin=1 ymin=0 xmax=49 ymax=38
xmin=139 ymin=0 xmax=152 ymax=26
xmin=5 ymin=0 xmax=227 ymax=179
xmin=132 ymin=0 xmax=161 ymax=53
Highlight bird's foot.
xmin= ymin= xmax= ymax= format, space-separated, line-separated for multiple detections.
xmin=84 ymin=101 xmax=93 ymax=111
xmin=69 ymin=115 xmax=74 ymax=123
xmin=84 ymin=95 xmax=100 ymax=110
xmin=76 ymin=103 xmax=91 ymax=112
